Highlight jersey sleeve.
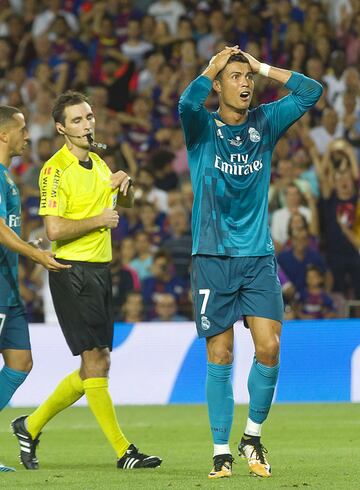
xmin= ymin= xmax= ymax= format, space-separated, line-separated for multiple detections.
xmin=262 ymin=72 xmax=323 ymax=147
xmin=178 ymin=75 xmax=213 ymax=150
xmin=0 ymin=176 xmax=7 ymax=219
xmin=38 ymin=164 xmax=65 ymax=216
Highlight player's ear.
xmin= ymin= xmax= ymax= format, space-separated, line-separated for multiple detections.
xmin=213 ymin=79 xmax=221 ymax=94
xmin=0 ymin=130 xmax=8 ymax=143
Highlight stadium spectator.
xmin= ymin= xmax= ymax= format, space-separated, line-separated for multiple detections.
xmin=317 ymin=142 xmax=360 ymax=298
xmin=31 ymin=0 xmax=79 ymax=38
xmin=129 ymin=230 xmax=154 ymax=282
xmin=121 ymin=18 xmax=153 ymax=68
xmin=153 ymin=292 xmax=187 ymax=321
xmin=309 ymin=107 xmax=344 ymax=155
xmin=121 ymin=291 xmax=145 ymax=323
xmin=161 ymin=205 xmax=192 ymax=278
xmin=135 ymin=166 xmax=169 ymax=213
xmin=148 ymin=0 xmax=185 ymax=35
xmin=271 ymin=182 xmax=318 ymax=251
xmin=111 ymin=244 xmax=141 ymax=322
xmin=142 ymin=248 xmax=187 ymax=319
xmin=294 ymin=264 xmax=337 ymax=320
xmin=277 ymin=220 xmax=332 ymax=295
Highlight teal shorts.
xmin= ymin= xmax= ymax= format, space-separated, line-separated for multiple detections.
xmin=191 ymin=254 xmax=284 ymax=338
xmin=0 ymin=304 xmax=31 ymax=350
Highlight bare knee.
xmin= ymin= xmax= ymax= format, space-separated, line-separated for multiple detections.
xmin=80 ymin=348 xmax=111 ymax=379
xmin=207 ymin=333 xmax=234 ymax=365
xmin=3 ymin=350 xmax=33 ymax=373
xmin=255 ymin=338 xmax=280 ymax=366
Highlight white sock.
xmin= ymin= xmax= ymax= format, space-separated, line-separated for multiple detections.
xmin=213 ymin=444 xmax=231 ymax=456
xmin=244 ymin=418 xmax=262 ymax=437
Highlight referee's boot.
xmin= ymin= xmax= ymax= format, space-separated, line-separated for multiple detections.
xmin=117 ymin=444 xmax=162 ymax=469
xmin=11 ymin=415 xmax=40 ymax=470
xmin=238 ymin=434 xmax=271 ymax=477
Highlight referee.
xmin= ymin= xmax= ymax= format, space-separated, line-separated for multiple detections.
xmin=12 ymin=91 xmax=162 ymax=471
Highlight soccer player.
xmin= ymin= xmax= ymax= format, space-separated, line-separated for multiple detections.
xmin=11 ymin=92 xmax=162 ymax=471
xmin=0 ymin=105 xmax=69 ymax=473
xmin=179 ymin=46 xmax=322 ymax=478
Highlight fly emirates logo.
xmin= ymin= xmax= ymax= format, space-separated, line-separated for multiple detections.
xmin=214 ymin=153 xmax=263 ymax=176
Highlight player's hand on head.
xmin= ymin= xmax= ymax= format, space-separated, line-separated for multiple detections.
xmin=99 ymin=208 xmax=119 ymax=229
xmin=208 ymin=45 xmax=241 ymax=72
xmin=110 ymin=171 xmax=132 ymax=196
xmin=238 ymin=50 xmax=261 ymax=73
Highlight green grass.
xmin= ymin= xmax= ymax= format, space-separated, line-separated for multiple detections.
xmin=0 ymin=404 xmax=359 ymax=489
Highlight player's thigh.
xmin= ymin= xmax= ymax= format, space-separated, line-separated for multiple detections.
xmin=191 ymin=255 xmax=241 ymax=338
xmin=0 ymin=304 xmax=31 ymax=352
xmin=239 ymin=255 xmax=284 ymax=325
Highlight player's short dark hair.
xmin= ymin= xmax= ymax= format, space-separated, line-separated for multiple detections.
xmin=0 ymin=105 xmax=22 ymax=129
xmin=52 ymin=90 xmax=90 ymax=125
xmin=215 ymin=53 xmax=251 ymax=80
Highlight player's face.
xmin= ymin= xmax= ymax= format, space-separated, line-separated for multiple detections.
xmin=217 ymin=62 xmax=254 ymax=112
xmin=61 ymin=102 xmax=95 ymax=150
xmin=8 ymin=113 xmax=29 ymax=157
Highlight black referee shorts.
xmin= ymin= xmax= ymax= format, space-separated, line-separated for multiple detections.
xmin=49 ymin=260 xmax=114 ymax=356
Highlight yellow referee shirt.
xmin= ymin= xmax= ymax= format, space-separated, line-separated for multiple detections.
xmin=38 ymin=144 xmax=118 ymax=262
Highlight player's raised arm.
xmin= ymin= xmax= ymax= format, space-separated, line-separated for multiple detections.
xmin=179 ymin=46 xmax=241 ymax=148
xmin=240 ymin=49 xmax=323 ymax=146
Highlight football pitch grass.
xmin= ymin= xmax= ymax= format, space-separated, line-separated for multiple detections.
xmin=0 ymin=404 xmax=359 ymax=489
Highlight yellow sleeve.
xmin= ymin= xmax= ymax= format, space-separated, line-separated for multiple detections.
xmin=38 ymin=164 xmax=66 ymax=216
xmin=353 ymin=201 xmax=360 ymax=240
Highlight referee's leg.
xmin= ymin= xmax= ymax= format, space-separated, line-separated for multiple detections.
xmin=80 ymin=347 xmax=131 ymax=459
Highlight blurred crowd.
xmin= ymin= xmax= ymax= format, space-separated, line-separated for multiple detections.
xmin=2 ymin=0 xmax=360 ymax=322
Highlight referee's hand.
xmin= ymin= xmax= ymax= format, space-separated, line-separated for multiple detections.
xmin=110 ymin=170 xmax=132 ymax=196
xmin=99 ymin=208 xmax=119 ymax=229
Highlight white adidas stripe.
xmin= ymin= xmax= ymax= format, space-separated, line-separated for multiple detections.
xmin=16 ymin=433 xmax=29 ymax=440
xmin=19 ymin=447 xmax=31 ymax=453
xmin=129 ymin=459 xmax=138 ymax=469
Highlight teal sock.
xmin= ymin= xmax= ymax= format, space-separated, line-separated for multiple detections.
xmin=206 ymin=362 xmax=234 ymax=444
xmin=248 ymin=358 xmax=280 ymax=424
xmin=0 ymin=366 xmax=29 ymax=410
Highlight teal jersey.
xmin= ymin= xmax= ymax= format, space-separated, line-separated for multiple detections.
xmin=179 ymin=72 xmax=323 ymax=256
xmin=0 ymin=164 xmax=22 ymax=306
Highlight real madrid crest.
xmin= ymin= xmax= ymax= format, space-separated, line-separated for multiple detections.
xmin=248 ymin=127 xmax=261 ymax=142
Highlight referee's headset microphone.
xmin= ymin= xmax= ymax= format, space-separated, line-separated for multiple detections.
xmin=58 ymin=128 xmax=108 ymax=150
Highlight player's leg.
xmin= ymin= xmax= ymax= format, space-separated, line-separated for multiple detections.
xmin=0 ymin=306 xmax=32 ymax=472
xmin=81 ymin=347 xmax=161 ymax=469
xmin=0 ymin=306 xmax=32 ymax=410
xmin=206 ymin=328 xmax=235 ymax=479
xmin=0 ymin=349 xmax=32 ymax=410
xmin=191 ymin=255 xmax=240 ymax=479
xmin=238 ymin=316 xmax=281 ymax=477
xmin=237 ymin=255 xmax=283 ymax=478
